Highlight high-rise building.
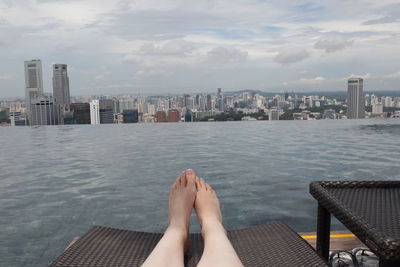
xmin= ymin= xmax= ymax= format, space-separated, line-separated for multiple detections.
xmin=347 ymin=78 xmax=365 ymax=119
xmin=156 ymin=111 xmax=167 ymax=122
xmin=70 ymin=103 xmax=91 ymax=124
xmin=122 ymin=109 xmax=139 ymax=123
xmin=217 ymin=88 xmax=224 ymax=111
xmin=99 ymin=99 xmax=114 ymax=124
xmin=24 ymin=59 xmax=44 ymax=123
xmin=52 ymin=64 xmax=70 ymax=109
xmin=269 ymin=109 xmax=279 ymax=120
xmin=89 ymin=100 xmax=100 ymax=125
xmin=30 ymin=95 xmax=60 ymax=126
xmin=372 ymin=102 xmax=383 ymax=114
xmin=206 ymin=94 xmax=212 ymax=111
xmin=168 ymin=109 xmax=180 ymax=122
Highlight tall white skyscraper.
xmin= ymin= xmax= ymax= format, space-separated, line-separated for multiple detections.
xmin=24 ymin=59 xmax=44 ymax=123
xmin=52 ymin=64 xmax=70 ymax=108
xmin=347 ymin=78 xmax=365 ymax=119
xmin=90 ymin=100 xmax=100 ymax=125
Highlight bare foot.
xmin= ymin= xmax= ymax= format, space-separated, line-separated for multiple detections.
xmin=194 ymin=177 xmax=225 ymax=237
xmin=167 ymin=169 xmax=197 ymax=251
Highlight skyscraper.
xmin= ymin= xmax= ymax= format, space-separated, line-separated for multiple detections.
xmin=52 ymin=64 xmax=70 ymax=108
xmin=206 ymin=94 xmax=212 ymax=111
xmin=217 ymin=88 xmax=224 ymax=111
xmin=99 ymin=99 xmax=114 ymax=124
xmin=89 ymin=100 xmax=100 ymax=125
xmin=347 ymin=78 xmax=365 ymax=119
xmin=70 ymin=103 xmax=91 ymax=124
xmin=30 ymin=95 xmax=60 ymax=126
xmin=24 ymin=59 xmax=44 ymax=123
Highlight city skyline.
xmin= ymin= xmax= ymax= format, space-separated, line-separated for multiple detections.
xmin=0 ymin=1 xmax=400 ymax=98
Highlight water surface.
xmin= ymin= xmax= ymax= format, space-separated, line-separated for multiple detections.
xmin=0 ymin=119 xmax=399 ymax=266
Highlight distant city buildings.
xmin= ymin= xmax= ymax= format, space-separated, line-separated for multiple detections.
xmin=347 ymin=78 xmax=365 ymax=119
xmin=2 ymin=62 xmax=398 ymax=126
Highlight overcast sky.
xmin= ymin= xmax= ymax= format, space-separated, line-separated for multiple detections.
xmin=0 ymin=0 xmax=399 ymax=97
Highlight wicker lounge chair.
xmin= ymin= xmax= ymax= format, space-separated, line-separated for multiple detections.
xmin=50 ymin=221 xmax=328 ymax=266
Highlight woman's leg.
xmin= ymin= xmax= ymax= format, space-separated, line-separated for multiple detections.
xmin=195 ymin=177 xmax=244 ymax=267
xmin=141 ymin=170 xmax=197 ymax=267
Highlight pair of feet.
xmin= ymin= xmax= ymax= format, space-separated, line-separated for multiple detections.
xmin=168 ymin=169 xmax=223 ymax=250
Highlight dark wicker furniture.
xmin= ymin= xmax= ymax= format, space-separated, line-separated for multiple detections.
xmin=50 ymin=221 xmax=328 ymax=266
xmin=310 ymin=181 xmax=400 ymax=267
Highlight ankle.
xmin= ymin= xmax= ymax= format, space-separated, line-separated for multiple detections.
xmin=166 ymin=225 xmax=188 ymax=240
xmin=201 ymin=220 xmax=225 ymax=237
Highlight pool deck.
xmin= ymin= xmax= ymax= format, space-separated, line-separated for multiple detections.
xmin=299 ymin=230 xmax=365 ymax=251
xmin=66 ymin=230 xmax=366 ymax=252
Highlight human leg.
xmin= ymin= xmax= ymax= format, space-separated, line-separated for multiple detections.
xmin=141 ymin=170 xmax=197 ymax=267
xmin=195 ymin=177 xmax=243 ymax=267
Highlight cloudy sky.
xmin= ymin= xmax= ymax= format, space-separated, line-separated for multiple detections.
xmin=0 ymin=0 xmax=399 ymax=97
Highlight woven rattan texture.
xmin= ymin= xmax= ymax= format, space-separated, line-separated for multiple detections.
xmin=50 ymin=221 xmax=327 ymax=266
xmin=310 ymin=181 xmax=400 ymax=262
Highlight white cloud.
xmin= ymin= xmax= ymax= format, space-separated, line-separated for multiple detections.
xmin=314 ymin=35 xmax=354 ymax=53
xmin=133 ymin=69 xmax=173 ymax=79
xmin=138 ymin=40 xmax=194 ymax=56
xmin=206 ymin=47 xmax=248 ymax=64
xmin=298 ymin=76 xmax=326 ymax=84
xmin=274 ymin=49 xmax=309 ymax=64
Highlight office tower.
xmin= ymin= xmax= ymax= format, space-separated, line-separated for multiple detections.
xmin=89 ymin=100 xmax=100 ymax=125
xmin=217 ymin=88 xmax=224 ymax=111
xmin=168 ymin=109 xmax=180 ymax=122
xmin=99 ymin=99 xmax=114 ymax=124
xmin=24 ymin=59 xmax=44 ymax=123
xmin=347 ymin=78 xmax=365 ymax=119
xmin=156 ymin=111 xmax=167 ymax=122
xmin=269 ymin=109 xmax=279 ymax=120
xmin=122 ymin=109 xmax=139 ymax=123
xmin=30 ymin=95 xmax=60 ymax=125
xmin=70 ymin=103 xmax=91 ymax=124
xmin=206 ymin=94 xmax=212 ymax=111
xmin=52 ymin=64 xmax=70 ymax=108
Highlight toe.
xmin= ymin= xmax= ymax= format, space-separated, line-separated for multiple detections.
xmin=199 ymin=178 xmax=206 ymax=190
xmin=205 ymin=183 xmax=211 ymax=191
xmin=180 ymin=170 xmax=188 ymax=187
xmin=176 ymin=171 xmax=184 ymax=186
xmin=196 ymin=177 xmax=202 ymax=190
xmin=185 ymin=169 xmax=196 ymax=187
